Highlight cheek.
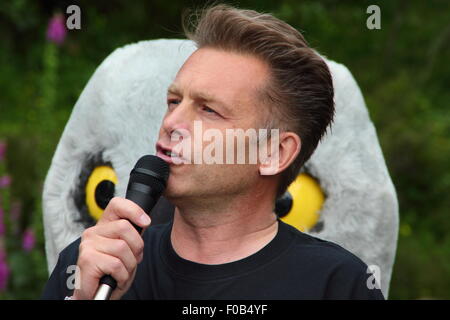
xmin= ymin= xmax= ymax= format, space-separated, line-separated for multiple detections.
xmin=211 ymin=163 xmax=259 ymax=186
xmin=223 ymin=137 xmax=260 ymax=165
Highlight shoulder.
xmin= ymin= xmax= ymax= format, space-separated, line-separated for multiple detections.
xmin=281 ymin=221 xmax=366 ymax=266
xmin=278 ymin=221 xmax=384 ymax=299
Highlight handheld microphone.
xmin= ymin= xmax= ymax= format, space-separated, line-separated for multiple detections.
xmin=93 ymin=155 xmax=170 ymax=300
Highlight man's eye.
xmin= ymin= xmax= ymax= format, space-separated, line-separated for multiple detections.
xmin=167 ymin=99 xmax=180 ymax=108
xmin=201 ymin=105 xmax=217 ymax=114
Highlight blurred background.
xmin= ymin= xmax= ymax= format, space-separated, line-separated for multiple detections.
xmin=0 ymin=0 xmax=448 ymax=299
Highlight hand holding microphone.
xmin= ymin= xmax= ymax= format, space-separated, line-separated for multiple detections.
xmin=72 ymin=155 xmax=169 ymax=300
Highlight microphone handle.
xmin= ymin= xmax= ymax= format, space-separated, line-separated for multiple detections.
xmin=93 ymin=186 xmax=159 ymax=300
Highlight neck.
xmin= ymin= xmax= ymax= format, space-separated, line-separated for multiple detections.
xmin=169 ymin=191 xmax=278 ymax=265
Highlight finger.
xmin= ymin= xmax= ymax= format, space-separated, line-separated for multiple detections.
xmin=98 ymin=197 xmax=151 ymax=230
xmin=93 ymin=219 xmax=145 ymax=259
xmin=75 ymin=250 xmax=131 ymax=299
xmin=96 ymin=253 xmax=133 ymax=292
xmin=93 ymin=237 xmax=138 ymax=273
xmin=110 ymin=268 xmax=138 ymax=300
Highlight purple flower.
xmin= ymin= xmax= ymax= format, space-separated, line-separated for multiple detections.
xmin=22 ymin=228 xmax=36 ymax=252
xmin=0 ymin=176 xmax=11 ymax=189
xmin=0 ymin=141 xmax=6 ymax=161
xmin=46 ymin=13 xmax=67 ymax=45
xmin=0 ymin=254 xmax=9 ymax=292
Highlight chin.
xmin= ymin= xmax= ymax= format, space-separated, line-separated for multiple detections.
xmin=163 ymin=182 xmax=190 ymax=201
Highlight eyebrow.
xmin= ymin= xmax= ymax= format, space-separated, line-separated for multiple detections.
xmin=167 ymin=83 xmax=232 ymax=115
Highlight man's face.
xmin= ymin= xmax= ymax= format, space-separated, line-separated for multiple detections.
xmin=156 ymin=47 xmax=271 ymax=202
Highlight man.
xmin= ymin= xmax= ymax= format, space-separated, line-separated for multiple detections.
xmin=42 ymin=4 xmax=384 ymax=300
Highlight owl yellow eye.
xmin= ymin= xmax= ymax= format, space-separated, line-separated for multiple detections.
xmin=278 ymin=173 xmax=325 ymax=232
xmin=85 ymin=165 xmax=118 ymax=221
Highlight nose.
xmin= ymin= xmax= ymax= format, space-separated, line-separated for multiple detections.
xmin=161 ymin=101 xmax=193 ymax=139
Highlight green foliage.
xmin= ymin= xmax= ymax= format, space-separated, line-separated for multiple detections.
xmin=0 ymin=0 xmax=448 ymax=299
xmin=0 ymin=139 xmax=48 ymax=300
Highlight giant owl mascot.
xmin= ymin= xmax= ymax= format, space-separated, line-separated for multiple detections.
xmin=42 ymin=39 xmax=399 ymax=298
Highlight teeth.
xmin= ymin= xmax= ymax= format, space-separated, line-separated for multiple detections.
xmin=164 ymin=150 xmax=176 ymax=157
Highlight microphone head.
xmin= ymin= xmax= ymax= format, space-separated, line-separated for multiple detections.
xmin=129 ymin=155 xmax=170 ymax=195
xmin=134 ymin=155 xmax=170 ymax=181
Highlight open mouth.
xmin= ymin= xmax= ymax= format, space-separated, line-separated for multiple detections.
xmin=155 ymin=143 xmax=184 ymax=164
xmin=162 ymin=150 xmax=178 ymax=157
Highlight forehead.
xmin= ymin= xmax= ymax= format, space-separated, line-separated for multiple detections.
xmin=173 ymin=47 xmax=270 ymax=113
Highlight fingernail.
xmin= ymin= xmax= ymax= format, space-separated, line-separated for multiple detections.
xmin=140 ymin=214 xmax=150 ymax=225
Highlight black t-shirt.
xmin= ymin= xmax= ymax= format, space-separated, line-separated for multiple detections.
xmin=42 ymin=220 xmax=385 ymax=300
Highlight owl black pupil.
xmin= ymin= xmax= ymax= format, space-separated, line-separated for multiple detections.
xmin=95 ymin=180 xmax=115 ymax=209
xmin=275 ymin=191 xmax=293 ymax=218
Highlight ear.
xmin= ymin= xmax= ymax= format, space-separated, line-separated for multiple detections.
xmin=259 ymin=131 xmax=301 ymax=176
